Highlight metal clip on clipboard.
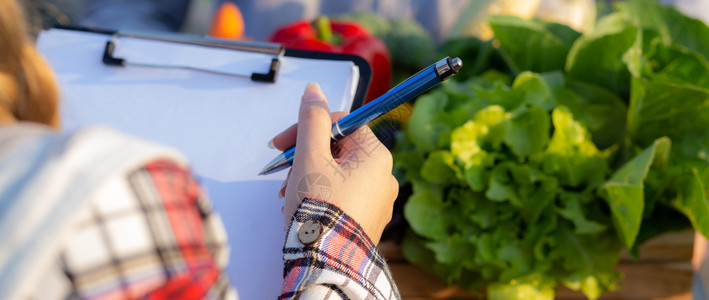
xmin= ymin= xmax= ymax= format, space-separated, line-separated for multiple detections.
xmin=102 ymin=30 xmax=284 ymax=83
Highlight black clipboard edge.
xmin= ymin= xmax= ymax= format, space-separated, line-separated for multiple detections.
xmin=50 ymin=25 xmax=370 ymax=111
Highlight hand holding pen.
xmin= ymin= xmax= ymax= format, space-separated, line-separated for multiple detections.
xmin=261 ymin=56 xmax=462 ymax=175
xmin=270 ymin=83 xmax=400 ymax=244
xmin=266 ymin=57 xmax=461 ymax=243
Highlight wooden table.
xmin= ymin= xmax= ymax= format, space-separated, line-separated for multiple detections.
xmin=380 ymin=230 xmax=694 ymax=300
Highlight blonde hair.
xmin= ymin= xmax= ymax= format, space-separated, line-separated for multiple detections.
xmin=0 ymin=0 xmax=59 ymax=128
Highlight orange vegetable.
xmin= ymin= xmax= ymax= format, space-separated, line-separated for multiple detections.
xmin=209 ymin=2 xmax=245 ymax=39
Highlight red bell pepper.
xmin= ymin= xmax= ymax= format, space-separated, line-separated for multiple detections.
xmin=269 ymin=17 xmax=392 ymax=103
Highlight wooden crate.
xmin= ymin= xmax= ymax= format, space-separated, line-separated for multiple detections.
xmin=380 ymin=230 xmax=694 ymax=300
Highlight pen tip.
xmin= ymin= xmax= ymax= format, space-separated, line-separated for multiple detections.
xmin=258 ymin=154 xmax=291 ymax=175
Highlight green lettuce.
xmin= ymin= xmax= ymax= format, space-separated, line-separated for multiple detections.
xmin=394 ymin=1 xmax=709 ymax=299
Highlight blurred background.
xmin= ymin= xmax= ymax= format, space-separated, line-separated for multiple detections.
xmin=24 ymin=0 xmax=709 ymax=42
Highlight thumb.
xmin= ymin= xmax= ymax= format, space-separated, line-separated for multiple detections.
xmin=294 ymin=82 xmax=332 ymax=166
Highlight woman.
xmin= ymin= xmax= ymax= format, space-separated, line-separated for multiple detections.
xmin=0 ymin=0 xmax=400 ymax=298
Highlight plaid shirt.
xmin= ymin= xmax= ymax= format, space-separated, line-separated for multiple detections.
xmin=281 ymin=199 xmax=401 ymax=299
xmin=30 ymin=159 xmax=398 ymax=299
xmin=31 ymin=159 xmax=235 ymax=300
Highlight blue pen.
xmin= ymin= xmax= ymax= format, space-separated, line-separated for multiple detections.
xmin=259 ymin=56 xmax=462 ymax=175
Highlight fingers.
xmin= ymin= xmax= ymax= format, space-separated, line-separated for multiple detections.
xmin=270 ymin=123 xmax=297 ymax=151
xmin=278 ymin=180 xmax=286 ymax=199
xmin=294 ymin=83 xmax=332 ymax=165
xmin=278 ymin=168 xmax=292 ymax=199
xmin=270 ymin=111 xmax=349 ymax=151
xmin=330 ymin=111 xmax=348 ymax=123
xmin=334 ymin=126 xmax=392 ymax=170
xmin=337 ymin=126 xmax=377 ymax=153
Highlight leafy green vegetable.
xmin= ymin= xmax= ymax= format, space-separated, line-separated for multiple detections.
xmin=645 ymin=41 xmax=709 ymax=89
xmin=602 ymin=137 xmax=670 ymax=249
xmin=511 ymin=72 xmax=557 ymax=111
xmin=405 ymin=92 xmax=450 ymax=151
xmin=671 ymin=169 xmax=709 ymax=238
xmin=553 ymin=225 xmax=621 ymax=299
xmin=395 ymin=1 xmax=709 ymax=299
xmin=627 ymin=78 xmax=709 ymax=147
xmin=542 ymin=107 xmax=608 ymax=188
xmin=420 ymin=150 xmax=457 ymax=184
xmin=488 ymin=274 xmax=555 ymax=300
xmin=489 ymin=15 xmax=580 ymax=74
xmin=565 ymin=15 xmax=640 ymax=95
xmin=557 ymin=192 xmax=607 ymax=234
xmin=562 ymin=81 xmax=627 ymax=150
xmin=438 ymin=37 xmax=509 ymax=81
xmin=616 ymin=0 xmax=709 ymax=62
xmin=503 ymin=106 xmax=550 ymax=157
xmin=486 ymin=162 xmax=558 ymax=222
xmin=450 ymin=105 xmax=506 ymax=162
xmin=404 ymin=189 xmax=450 ymax=239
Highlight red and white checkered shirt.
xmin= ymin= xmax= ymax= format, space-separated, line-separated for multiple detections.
xmin=1 ymin=125 xmax=399 ymax=299
xmin=32 ymin=159 xmax=234 ymax=300
xmin=34 ymin=161 xmax=400 ymax=299
xmin=281 ymin=198 xmax=400 ymax=299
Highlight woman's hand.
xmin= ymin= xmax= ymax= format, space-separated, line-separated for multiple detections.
xmin=270 ymin=83 xmax=398 ymax=245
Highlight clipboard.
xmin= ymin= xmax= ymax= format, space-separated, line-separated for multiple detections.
xmin=56 ymin=25 xmax=370 ymax=109
xmin=37 ymin=27 xmax=372 ymax=299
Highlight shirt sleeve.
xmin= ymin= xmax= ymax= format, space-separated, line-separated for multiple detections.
xmin=280 ymin=198 xmax=401 ymax=300
xmin=52 ymin=159 xmax=236 ymax=300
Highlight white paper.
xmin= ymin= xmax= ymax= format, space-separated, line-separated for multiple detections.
xmin=37 ymin=29 xmax=359 ymax=299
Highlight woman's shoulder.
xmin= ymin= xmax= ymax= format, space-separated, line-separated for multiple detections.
xmin=0 ymin=124 xmax=218 ymax=300
xmin=0 ymin=123 xmax=187 ymax=167
xmin=0 ymin=123 xmax=190 ymax=205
